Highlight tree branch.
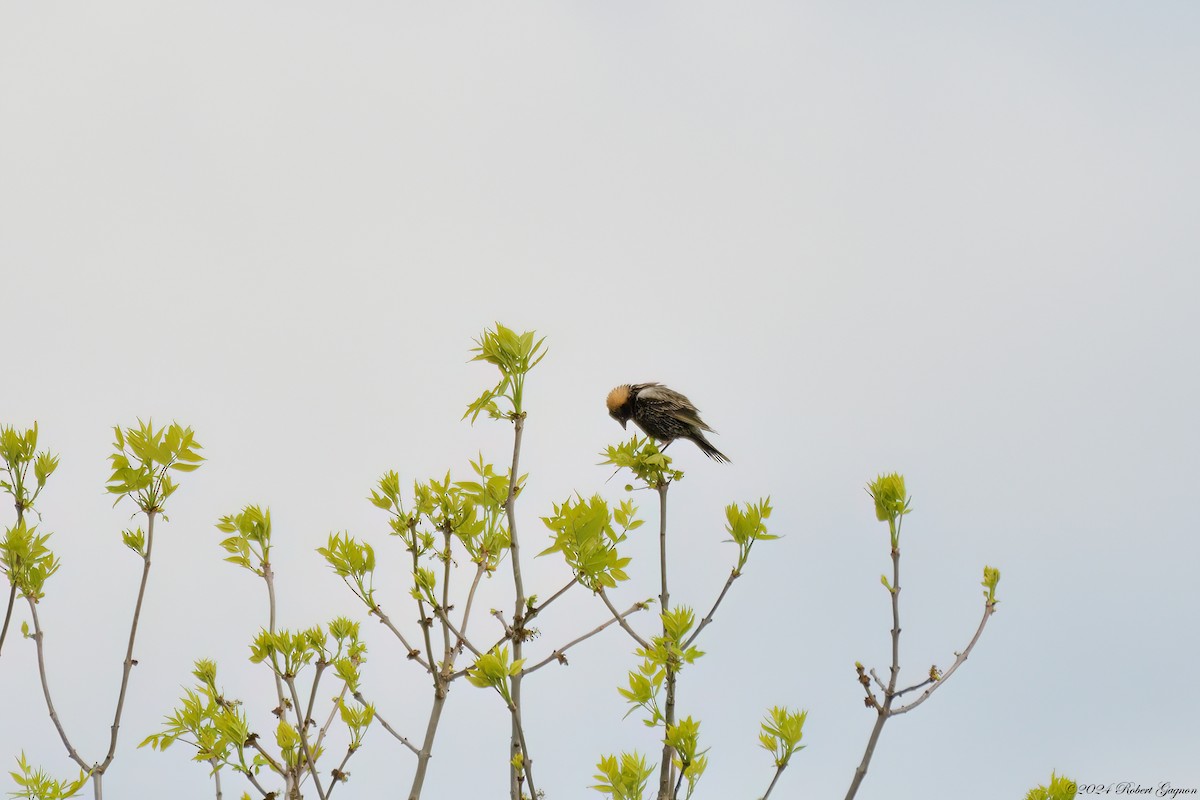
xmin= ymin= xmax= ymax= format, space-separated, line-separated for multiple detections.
xmin=25 ymin=597 xmax=90 ymax=772
xmin=434 ymin=607 xmax=483 ymax=659
xmin=522 ymin=601 xmax=650 ymax=676
xmin=0 ymin=582 xmax=16 ymax=659
xmin=890 ymin=601 xmax=996 ymax=716
xmin=597 ymin=587 xmax=652 ymax=650
xmin=372 ymin=605 xmax=432 ymax=672
xmin=353 ymin=692 xmax=419 ymax=757
xmin=506 ymin=413 xmax=529 ymax=800
xmin=523 ymin=576 xmax=579 ymax=625
xmin=656 ymin=481 xmax=675 ymax=800
xmin=285 ymin=676 xmax=327 ymax=800
xmin=683 ymin=567 xmax=740 ymax=649
xmin=761 ymin=762 xmax=787 ymax=800
xmin=844 ymin=542 xmax=901 ymax=800
xmin=99 ymin=508 xmax=158 ymax=772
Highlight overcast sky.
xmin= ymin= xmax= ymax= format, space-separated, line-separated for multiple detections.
xmin=2 ymin=2 xmax=1198 ymax=798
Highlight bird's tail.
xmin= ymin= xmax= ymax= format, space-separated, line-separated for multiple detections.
xmin=691 ymin=431 xmax=730 ymax=463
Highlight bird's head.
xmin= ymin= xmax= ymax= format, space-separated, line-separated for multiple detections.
xmin=606 ymin=384 xmax=633 ymax=429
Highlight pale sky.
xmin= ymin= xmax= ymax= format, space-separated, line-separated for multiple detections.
xmin=1 ymin=2 xmax=1198 ymax=798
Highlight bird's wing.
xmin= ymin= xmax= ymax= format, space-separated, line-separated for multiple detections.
xmin=635 ymin=384 xmax=713 ymax=431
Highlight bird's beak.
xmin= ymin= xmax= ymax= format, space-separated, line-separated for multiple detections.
xmin=620 ymin=419 xmax=627 ymax=430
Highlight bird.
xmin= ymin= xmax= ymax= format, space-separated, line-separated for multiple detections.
xmin=606 ymin=382 xmax=730 ymax=462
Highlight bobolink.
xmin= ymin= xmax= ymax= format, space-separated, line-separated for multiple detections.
xmin=606 ymin=383 xmax=730 ymax=463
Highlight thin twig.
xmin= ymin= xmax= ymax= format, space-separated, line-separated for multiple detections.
xmin=457 ymin=563 xmax=487 ymax=646
xmin=373 ymin=605 xmax=432 ymax=671
xmin=656 ymin=481 xmax=675 ymax=800
xmin=314 ymin=681 xmax=351 ymax=756
xmin=893 ymin=677 xmax=935 ymax=699
xmin=683 ymin=567 xmax=740 ymax=649
xmin=0 ymin=582 xmax=16 ymax=659
xmin=505 ymin=413 xmax=528 ymax=800
xmin=761 ymin=763 xmax=787 ymax=800
xmin=25 ymin=598 xmax=90 ymax=772
xmin=844 ymin=543 xmax=902 ymax=800
xmin=508 ymin=701 xmax=538 ymax=800
xmin=353 ymin=692 xmax=419 ymax=756
xmin=323 ymin=744 xmax=359 ymax=800
xmin=261 ymin=561 xmax=288 ymax=716
xmin=435 ymin=607 xmax=483 ymax=658
xmin=491 ymin=608 xmax=513 ymax=637
xmin=521 ymin=601 xmax=650 ymax=675
xmin=891 ymin=602 xmax=996 ymax=716
xmin=440 ymin=529 xmax=453 ymax=662
xmin=523 ymin=576 xmax=579 ymax=625
xmin=246 ymin=736 xmax=284 ymax=776
xmin=410 ymin=529 xmax=439 ymax=681
xmin=597 ymin=588 xmax=652 ymax=650
xmin=99 ymin=509 xmax=157 ymax=772
xmin=304 ymin=662 xmax=328 ymax=737
xmin=236 ymin=763 xmax=273 ymax=798
xmin=286 ymin=676 xmax=327 ymax=800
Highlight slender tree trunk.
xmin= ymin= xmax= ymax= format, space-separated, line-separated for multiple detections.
xmin=408 ymin=690 xmax=447 ymax=800
xmin=506 ymin=415 xmax=528 ymax=800
xmin=655 ymin=483 xmax=676 ymax=800
xmin=845 ymin=545 xmax=901 ymax=800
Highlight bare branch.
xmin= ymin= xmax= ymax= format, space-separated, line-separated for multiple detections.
xmin=434 ymin=607 xmax=483 ymax=659
xmin=100 ymin=509 xmax=158 ymax=771
xmin=655 ymin=481 xmax=675 ymax=800
xmin=890 ymin=602 xmax=996 ymax=716
xmin=261 ymin=562 xmax=288 ymax=720
xmin=844 ymin=545 xmax=901 ymax=800
xmin=0 ymin=582 xmax=16 ymax=659
xmin=506 ymin=413 xmax=528 ymax=800
xmin=521 ymin=601 xmax=650 ymax=676
xmin=236 ymin=763 xmax=273 ymax=799
xmin=523 ymin=576 xmax=579 ymax=625
xmin=597 ymin=587 xmax=652 ymax=650
xmin=313 ymin=680 xmax=350 ymax=756
xmin=683 ymin=567 xmax=740 ymax=649
xmin=323 ymin=744 xmax=359 ymax=800
xmin=353 ymin=692 xmax=419 ymax=756
xmin=25 ymin=597 xmax=90 ymax=772
xmin=210 ymin=758 xmax=223 ymax=800
xmin=245 ymin=735 xmax=285 ymax=776
xmin=285 ymin=676 xmax=327 ymax=800
xmin=372 ymin=605 xmax=432 ymax=672
xmin=761 ymin=763 xmax=787 ymax=800
xmin=457 ymin=563 xmax=487 ymax=646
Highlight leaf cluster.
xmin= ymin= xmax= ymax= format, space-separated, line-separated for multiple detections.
xmin=464 ymin=323 xmax=546 ymax=421
xmin=540 ymin=495 xmax=641 ymax=590
xmin=620 ymin=609 xmax=704 ymax=727
xmin=758 ymin=706 xmax=807 ymax=768
xmin=249 ymin=618 xmax=365 ymax=681
xmin=216 ymin=505 xmax=272 ymax=575
xmin=0 ymin=423 xmax=59 ymax=514
xmin=1 ymin=521 xmax=60 ymax=601
xmin=106 ymin=421 xmax=203 ymax=513
xmin=982 ymin=565 xmax=1001 ymax=604
xmin=724 ymin=498 xmax=776 ymax=571
xmin=665 ymin=716 xmax=707 ymax=799
xmin=7 ymin=753 xmax=87 ymax=800
xmin=466 ymin=645 xmax=524 ymax=705
xmin=591 ymin=752 xmax=656 ymax=800
xmin=139 ymin=660 xmax=249 ymax=769
xmin=1025 ymin=771 xmax=1078 ymax=800
xmin=601 ymin=436 xmax=683 ymax=488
